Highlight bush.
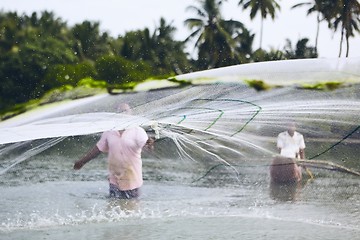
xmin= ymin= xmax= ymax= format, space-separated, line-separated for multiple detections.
xmin=95 ymin=55 xmax=152 ymax=86
xmin=42 ymin=62 xmax=97 ymax=90
xmin=77 ymin=77 xmax=107 ymax=88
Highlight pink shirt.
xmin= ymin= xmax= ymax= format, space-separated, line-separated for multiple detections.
xmin=96 ymin=127 xmax=148 ymax=191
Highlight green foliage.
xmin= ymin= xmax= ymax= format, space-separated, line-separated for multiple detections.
xmin=238 ymin=0 xmax=281 ymax=49
xmin=121 ymin=18 xmax=191 ymax=75
xmin=121 ymin=29 xmax=152 ymax=61
xmin=238 ymin=0 xmax=281 ymax=20
xmin=325 ymin=0 xmax=360 ymax=57
xmin=167 ymin=77 xmax=192 ymax=87
xmin=0 ymin=52 xmax=25 ymax=109
xmin=252 ymin=48 xmax=285 ymax=62
xmin=284 ymin=38 xmax=318 ymax=59
xmin=0 ymin=10 xmax=194 ymax=115
xmin=95 ymin=55 xmax=152 ymax=86
xmin=39 ymin=83 xmax=104 ymax=104
xmin=71 ymin=20 xmax=113 ymax=60
xmin=2 ymin=0 xmax=359 ymax=118
xmin=0 ymin=99 xmax=40 ymax=121
xmin=293 ymin=0 xmax=360 ymax=57
xmin=244 ymin=79 xmax=272 ymax=91
xmin=131 ymin=60 xmax=154 ymax=81
xmin=77 ymin=78 xmax=107 ymax=88
xmin=40 ymin=84 xmax=74 ymax=104
xmin=42 ymin=62 xmax=97 ymax=90
xmin=185 ymin=0 xmax=249 ymax=69
xmin=0 ymin=11 xmax=78 ymax=109
xmin=300 ymin=81 xmax=344 ymax=91
xmin=252 ymin=38 xmax=318 ymax=62
xmin=151 ymin=18 xmax=192 ymax=74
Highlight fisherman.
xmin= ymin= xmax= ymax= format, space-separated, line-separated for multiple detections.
xmin=74 ymin=103 xmax=154 ymax=199
xmin=277 ymin=122 xmax=305 ymax=160
xmin=270 ymin=122 xmax=310 ymax=183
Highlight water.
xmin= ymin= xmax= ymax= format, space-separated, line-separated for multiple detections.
xmin=1 ymin=59 xmax=360 ymax=239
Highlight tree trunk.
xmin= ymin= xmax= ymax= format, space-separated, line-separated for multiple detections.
xmin=338 ymin=27 xmax=344 ymax=57
xmin=315 ymin=13 xmax=320 ymax=54
xmin=259 ymin=16 xmax=263 ymax=49
xmin=346 ymin=35 xmax=350 ymax=57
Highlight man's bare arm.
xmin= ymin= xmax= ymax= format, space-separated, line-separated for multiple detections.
xmin=299 ymin=149 xmax=305 ymax=159
xmin=74 ymin=145 xmax=101 ymax=170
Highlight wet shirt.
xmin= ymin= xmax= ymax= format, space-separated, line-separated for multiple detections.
xmin=277 ymin=131 xmax=305 ymax=158
xmin=96 ymin=127 xmax=148 ymax=191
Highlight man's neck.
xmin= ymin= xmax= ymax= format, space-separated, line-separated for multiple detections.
xmin=287 ymin=130 xmax=295 ymax=137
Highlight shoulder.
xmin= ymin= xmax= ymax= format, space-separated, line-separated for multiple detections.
xmin=125 ymin=126 xmax=146 ymax=134
xmin=124 ymin=127 xmax=148 ymax=139
xmin=101 ymin=130 xmax=116 ymax=137
xmin=124 ymin=127 xmax=148 ymax=147
xmin=278 ymin=131 xmax=287 ymax=137
xmin=294 ymin=131 xmax=304 ymax=138
xmin=294 ymin=132 xmax=305 ymax=142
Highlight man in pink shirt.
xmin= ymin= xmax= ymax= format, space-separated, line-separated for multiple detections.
xmin=74 ymin=126 xmax=149 ymax=199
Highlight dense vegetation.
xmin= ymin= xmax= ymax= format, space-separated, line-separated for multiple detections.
xmin=0 ymin=0 xmax=359 ymax=116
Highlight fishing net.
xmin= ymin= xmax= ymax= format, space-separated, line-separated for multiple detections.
xmin=1 ymin=57 xmax=360 ymax=185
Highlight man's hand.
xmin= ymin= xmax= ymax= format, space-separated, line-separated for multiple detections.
xmin=73 ymin=160 xmax=85 ymax=170
xmin=144 ymin=137 xmax=155 ymax=151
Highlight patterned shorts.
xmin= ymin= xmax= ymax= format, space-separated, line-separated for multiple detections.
xmin=109 ymin=184 xmax=140 ymax=199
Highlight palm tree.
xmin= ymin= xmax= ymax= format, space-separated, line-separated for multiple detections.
xmin=238 ymin=0 xmax=281 ymax=49
xmin=72 ymin=21 xmax=111 ymax=60
xmin=152 ymin=18 xmax=190 ymax=74
xmin=291 ymin=0 xmax=325 ymax=54
xmin=233 ymin=27 xmax=255 ymax=63
xmin=27 ymin=11 xmax=68 ymax=40
xmin=283 ymin=38 xmax=318 ymax=59
xmin=121 ymin=18 xmax=190 ymax=74
xmin=184 ymin=0 xmax=244 ymax=69
xmin=329 ymin=0 xmax=360 ymax=57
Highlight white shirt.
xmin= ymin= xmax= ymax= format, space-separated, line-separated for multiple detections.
xmin=277 ymin=131 xmax=305 ymax=158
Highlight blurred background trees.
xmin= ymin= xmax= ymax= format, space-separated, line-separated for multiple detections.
xmin=0 ymin=0 xmax=359 ymax=113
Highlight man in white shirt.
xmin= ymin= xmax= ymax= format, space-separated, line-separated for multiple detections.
xmin=277 ymin=122 xmax=305 ymax=159
xmin=271 ymin=122 xmax=313 ymax=183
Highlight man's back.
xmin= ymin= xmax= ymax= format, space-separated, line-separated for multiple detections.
xmin=97 ymin=127 xmax=148 ymax=190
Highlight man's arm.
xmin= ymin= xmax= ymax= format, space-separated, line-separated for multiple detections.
xmin=299 ymin=148 xmax=305 ymax=159
xmin=74 ymin=145 xmax=101 ymax=170
xmin=276 ymin=133 xmax=283 ymax=154
xmin=144 ymin=137 xmax=155 ymax=151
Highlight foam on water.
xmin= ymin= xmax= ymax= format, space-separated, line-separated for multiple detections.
xmin=1 ymin=181 xmax=359 ymax=232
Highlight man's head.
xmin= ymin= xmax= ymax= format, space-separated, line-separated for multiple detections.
xmin=117 ymin=103 xmax=132 ymax=115
xmin=287 ymin=122 xmax=296 ymax=136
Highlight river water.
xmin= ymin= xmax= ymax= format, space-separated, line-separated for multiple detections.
xmin=1 ymin=59 xmax=360 ymax=239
